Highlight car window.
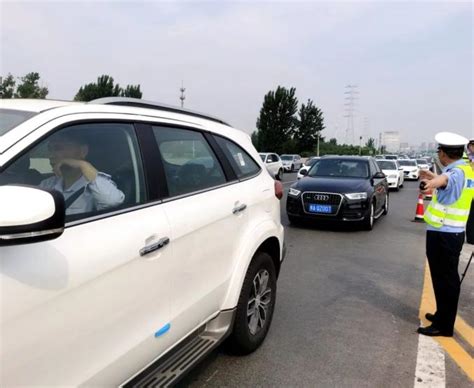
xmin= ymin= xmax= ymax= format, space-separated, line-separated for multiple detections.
xmin=0 ymin=109 xmax=37 ymax=136
xmin=309 ymin=159 xmax=369 ymax=178
xmin=259 ymin=154 xmax=266 ymax=162
xmin=399 ymin=160 xmax=417 ymax=166
xmin=372 ymin=160 xmax=381 ymax=173
xmin=214 ymin=136 xmax=261 ymax=179
xmin=0 ymin=122 xmax=146 ymax=223
xmin=152 ymin=126 xmax=226 ymax=197
xmin=377 ymin=160 xmax=396 ymax=170
xmin=271 ymin=154 xmax=279 ymax=163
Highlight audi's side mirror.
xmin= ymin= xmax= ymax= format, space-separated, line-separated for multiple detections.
xmin=373 ymin=172 xmax=386 ymax=179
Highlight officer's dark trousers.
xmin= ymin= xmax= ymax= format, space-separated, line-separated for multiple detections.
xmin=426 ymin=231 xmax=465 ymax=332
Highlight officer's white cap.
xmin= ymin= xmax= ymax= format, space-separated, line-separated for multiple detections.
xmin=435 ymin=132 xmax=468 ymax=148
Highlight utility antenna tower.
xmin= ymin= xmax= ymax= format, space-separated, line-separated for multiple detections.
xmin=179 ymin=81 xmax=186 ymax=108
xmin=344 ymin=84 xmax=358 ymax=145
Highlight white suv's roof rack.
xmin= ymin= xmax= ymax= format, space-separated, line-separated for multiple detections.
xmin=89 ymin=97 xmax=231 ymax=127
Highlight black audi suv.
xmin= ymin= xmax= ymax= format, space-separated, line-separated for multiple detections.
xmin=286 ymin=156 xmax=389 ymax=230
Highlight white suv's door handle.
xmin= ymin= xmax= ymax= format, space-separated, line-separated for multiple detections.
xmin=232 ymin=204 xmax=247 ymax=214
xmin=140 ymin=237 xmax=170 ymax=256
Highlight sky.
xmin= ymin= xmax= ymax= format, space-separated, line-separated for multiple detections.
xmin=1 ymin=0 xmax=472 ymax=145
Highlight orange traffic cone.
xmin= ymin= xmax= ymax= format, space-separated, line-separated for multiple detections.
xmin=424 ymin=188 xmax=433 ymax=200
xmin=413 ymin=194 xmax=425 ymax=222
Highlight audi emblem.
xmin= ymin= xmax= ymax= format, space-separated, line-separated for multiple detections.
xmin=314 ymin=194 xmax=329 ymax=201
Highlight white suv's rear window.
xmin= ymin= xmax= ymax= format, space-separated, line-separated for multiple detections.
xmin=0 ymin=109 xmax=37 ymax=136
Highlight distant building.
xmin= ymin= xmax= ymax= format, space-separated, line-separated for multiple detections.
xmin=382 ymin=131 xmax=400 ymax=153
xmin=428 ymin=142 xmax=436 ymax=151
xmin=400 ymin=142 xmax=410 ymax=152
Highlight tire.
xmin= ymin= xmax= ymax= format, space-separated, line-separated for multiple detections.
xmin=276 ymin=169 xmax=283 ymax=181
xmin=395 ymin=180 xmax=400 ymax=192
xmin=227 ymin=252 xmax=277 ymax=355
xmin=363 ymin=201 xmax=375 ymax=230
xmin=291 ymin=164 xmax=294 ymax=172
xmin=383 ymin=193 xmax=389 ymax=215
xmin=288 ymin=215 xmax=301 ymax=225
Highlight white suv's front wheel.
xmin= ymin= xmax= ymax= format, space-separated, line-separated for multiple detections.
xmin=227 ymin=252 xmax=277 ymax=355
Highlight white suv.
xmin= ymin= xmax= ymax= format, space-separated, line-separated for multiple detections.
xmin=0 ymin=98 xmax=285 ymax=387
xmin=259 ymin=152 xmax=283 ymax=180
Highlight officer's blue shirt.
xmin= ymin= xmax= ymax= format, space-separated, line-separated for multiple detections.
xmin=427 ymin=159 xmax=466 ymax=233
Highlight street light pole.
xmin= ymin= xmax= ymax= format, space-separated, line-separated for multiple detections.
xmin=317 ymin=133 xmax=320 ymax=157
xmin=359 ymin=136 xmax=362 ymax=156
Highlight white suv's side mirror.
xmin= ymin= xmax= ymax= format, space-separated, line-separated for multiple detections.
xmin=0 ymin=185 xmax=65 ymax=246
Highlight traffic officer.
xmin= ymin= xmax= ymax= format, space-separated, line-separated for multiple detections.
xmin=466 ymin=138 xmax=474 ymax=244
xmin=418 ymin=132 xmax=474 ymax=337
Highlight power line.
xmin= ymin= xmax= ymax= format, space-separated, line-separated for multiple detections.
xmin=179 ymin=81 xmax=186 ymax=108
xmin=344 ymin=84 xmax=358 ymax=145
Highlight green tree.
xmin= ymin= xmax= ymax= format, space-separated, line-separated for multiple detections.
xmin=121 ymin=84 xmax=142 ymax=98
xmin=0 ymin=74 xmax=16 ymax=98
xmin=74 ymin=75 xmax=142 ymax=101
xmin=251 ymin=130 xmax=259 ymax=149
xmin=14 ymin=72 xmax=48 ymax=98
xmin=256 ymin=86 xmax=298 ymax=154
xmin=365 ymin=137 xmax=375 ymax=150
xmin=294 ymin=99 xmax=325 ymax=153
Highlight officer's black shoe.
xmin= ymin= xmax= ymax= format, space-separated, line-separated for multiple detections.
xmin=425 ymin=313 xmax=437 ymax=322
xmin=417 ymin=325 xmax=453 ymax=337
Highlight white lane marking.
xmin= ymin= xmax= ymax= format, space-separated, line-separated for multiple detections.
xmin=414 ymin=323 xmax=446 ymax=387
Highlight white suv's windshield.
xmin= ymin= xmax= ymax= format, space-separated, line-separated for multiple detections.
xmin=377 ymin=160 xmax=397 ymax=170
xmin=280 ymin=155 xmax=293 ymax=161
xmin=0 ymin=109 xmax=37 ymax=136
xmin=399 ymin=160 xmax=417 ymax=167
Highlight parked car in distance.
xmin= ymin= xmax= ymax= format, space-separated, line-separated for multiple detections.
xmin=398 ymin=159 xmax=420 ymax=180
xmin=416 ymin=158 xmax=430 ymax=171
xmin=280 ymin=154 xmax=303 ymax=172
xmin=376 ymin=159 xmax=404 ymax=191
xmin=297 ymin=157 xmax=320 ymax=179
xmin=287 ymin=156 xmax=389 ymax=230
xmin=385 ymin=154 xmax=398 ymax=160
xmin=375 ymin=155 xmax=385 ymax=159
xmin=259 ymin=152 xmax=284 ymax=180
xmin=0 ymin=98 xmax=286 ymax=387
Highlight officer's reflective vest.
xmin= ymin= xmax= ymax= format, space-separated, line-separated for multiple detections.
xmin=424 ymin=163 xmax=474 ymax=228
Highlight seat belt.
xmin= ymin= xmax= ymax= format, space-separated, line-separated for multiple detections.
xmin=64 ymin=186 xmax=86 ymax=209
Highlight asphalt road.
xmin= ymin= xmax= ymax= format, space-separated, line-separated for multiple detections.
xmin=180 ymin=173 xmax=473 ymax=387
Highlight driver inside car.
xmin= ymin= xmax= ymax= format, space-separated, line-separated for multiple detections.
xmin=39 ymin=132 xmax=125 ymax=215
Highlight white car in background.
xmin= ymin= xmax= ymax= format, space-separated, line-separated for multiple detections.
xmin=259 ymin=152 xmax=283 ymax=180
xmin=297 ymin=157 xmax=320 ymax=179
xmin=416 ymin=158 xmax=430 ymax=171
xmin=398 ymin=159 xmax=420 ymax=180
xmin=0 ymin=98 xmax=285 ymax=387
xmin=385 ymin=154 xmax=398 ymax=160
xmin=280 ymin=154 xmax=303 ymax=172
xmin=376 ymin=159 xmax=404 ymax=190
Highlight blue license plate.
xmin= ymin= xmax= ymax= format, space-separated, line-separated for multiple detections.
xmin=308 ymin=204 xmax=332 ymax=213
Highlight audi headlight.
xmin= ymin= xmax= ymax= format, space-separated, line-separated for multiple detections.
xmin=345 ymin=192 xmax=367 ymax=200
xmin=288 ymin=188 xmax=301 ymax=197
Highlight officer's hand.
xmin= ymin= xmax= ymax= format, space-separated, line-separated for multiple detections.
xmin=420 ymin=170 xmax=435 ymax=180
xmin=420 ymin=179 xmax=435 ymax=193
